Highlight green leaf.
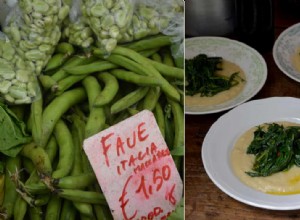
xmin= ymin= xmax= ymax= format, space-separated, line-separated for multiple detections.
xmin=246 ymin=123 xmax=300 ymax=177
xmin=168 ymin=198 xmax=184 ymax=220
xmin=0 ymin=102 xmax=31 ymax=157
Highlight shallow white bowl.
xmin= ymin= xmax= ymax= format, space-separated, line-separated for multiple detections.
xmin=202 ymin=97 xmax=300 ymax=210
xmin=185 ymin=37 xmax=267 ymax=115
xmin=273 ymin=22 xmax=300 ymax=82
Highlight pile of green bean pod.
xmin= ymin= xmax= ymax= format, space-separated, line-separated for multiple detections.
xmin=0 ymin=35 xmax=184 ymax=219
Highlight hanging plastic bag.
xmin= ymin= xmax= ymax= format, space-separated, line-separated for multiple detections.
xmin=62 ymin=0 xmax=94 ymax=48
xmin=161 ymin=1 xmax=184 ymax=68
xmin=3 ymin=0 xmax=70 ymax=75
xmin=0 ymin=33 xmax=41 ymax=104
xmin=119 ymin=0 xmax=183 ymax=43
xmin=81 ymin=0 xmax=135 ymax=54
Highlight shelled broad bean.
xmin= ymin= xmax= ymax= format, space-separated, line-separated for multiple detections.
xmin=119 ymin=0 xmax=183 ymax=43
xmin=62 ymin=0 xmax=94 ymax=49
xmin=4 ymin=0 xmax=70 ymax=75
xmin=0 ymin=38 xmax=40 ymax=104
xmin=0 ymin=0 xmax=70 ymax=104
xmin=81 ymin=0 xmax=134 ymax=53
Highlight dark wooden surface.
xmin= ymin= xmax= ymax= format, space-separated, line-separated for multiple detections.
xmin=185 ymin=1 xmax=300 ymax=219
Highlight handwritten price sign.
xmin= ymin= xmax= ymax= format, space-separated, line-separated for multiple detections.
xmin=83 ymin=110 xmax=183 ymax=220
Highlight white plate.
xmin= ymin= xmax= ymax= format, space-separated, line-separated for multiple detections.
xmin=185 ymin=37 xmax=267 ymax=115
xmin=202 ymin=97 xmax=300 ymax=210
xmin=273 ymin=22 xmax=300 ymax=82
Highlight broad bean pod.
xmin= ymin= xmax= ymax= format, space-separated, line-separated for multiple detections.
xmin=82 ymin=76 xmax=106 ymax=137
xmin=31 ymin=97 xmax=43 ymax=146
xmin=58 ymin=189 xmax=107 ymax=205
xmin=2 ymin=156 xmax=21 ymax=219
xmin=51 ymin=55 xmax=98 ymax=82
xmin=142 ymin=87 xmax=161 ymax=111
xmin=63 ymin=60 xmax=118 ymax=75
xmin=40 ymin=87 xmax=86 ymax=148
xmin=60 ymin=200 xmax=76 ymax=220
xmin=110 ymin=69 xmax=161 ymax=87
xmin=20 ymin=142 xmax=52 ymax=175
xmin=154 ymin=102 xmax=165 ymax=138
xmin=25 ymin=173 xmax=96 ymax=195
xmin=13 ymin=195 xmax=27 ymax=220
xmin=52 ymin=119 xmax=74 ymax=179
xmin=167 ymin=98 xmax=184 ymax=169
xmin=94 ymin=72 xmax=119 ymax=107
xmin=45 ymin=196 xmax=62 ymax=220
xmin=110 ymin=86 xmax=149 ymax=114
xmin=112 ymin=46 xmax=180 ymax=102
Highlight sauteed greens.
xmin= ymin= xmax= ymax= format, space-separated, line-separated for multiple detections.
xmin=185 ymin=54 xmax=243 ymax=96
xmin=246 ymin=123 xmax=300 ymax=177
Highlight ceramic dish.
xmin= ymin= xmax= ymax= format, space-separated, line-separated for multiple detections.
xmin=185 ymin=37 xmax=267 ymax=115
xmin=273 ymin=22 xmax=300 ymax=82
xmin=202 ymin=97 xmax=300 ymax=210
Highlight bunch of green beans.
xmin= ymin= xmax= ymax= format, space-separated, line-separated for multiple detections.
xmin=0 ymin=34 xmax=183 ymax=219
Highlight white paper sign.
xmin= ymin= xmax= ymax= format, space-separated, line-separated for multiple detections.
xmin=83 ymin=110 xmax=183 ymax=220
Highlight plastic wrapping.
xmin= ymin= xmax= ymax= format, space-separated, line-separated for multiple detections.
xmin=3 ymin=0 xmax=69 ymax=75
xmin=0 ymin=0 xmax=70 ymax=104
xmin=81 ymin=0 xmax=135 ymax=53
xmin=62 ymin=0 xmax=94 ymax=48
xmin=118 ymin=0 xmax=184 ymax=66
xmin=119 ymin=0 xmax=183 ymax=43
xmin=161 ymin=2 xmax=184 ymax=68
xmin=0 ymin=33 xmax=41 ymax=104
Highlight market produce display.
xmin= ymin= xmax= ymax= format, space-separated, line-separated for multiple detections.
xmin=0 ymin=0 xmax=184 ymax=219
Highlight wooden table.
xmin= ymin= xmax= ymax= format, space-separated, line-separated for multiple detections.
xmin=185 ymin=1 xmax=300 ymax=219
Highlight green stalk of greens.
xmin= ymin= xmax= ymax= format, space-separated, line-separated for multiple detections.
xmin=185 ymin=54 xmax=243 ymax=96
xmin=246 ymin=123 xmax=300 ymax=177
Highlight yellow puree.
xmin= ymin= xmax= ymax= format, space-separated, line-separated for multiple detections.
xmin=185 ymin=60 xmax=246 ymax=107
xmin=292 ymin=47 xmax=300 ymax=73
xmin=231 ymin=122 xmax=300 ymax=195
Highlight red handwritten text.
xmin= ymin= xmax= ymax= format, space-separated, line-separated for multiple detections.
xmin=117 ymin=142 xmax=170 ymax=176
xmin=136 ymin=165 xmax=171 ymax=200
xmin=140 ymin=207 xmax=164 ymax=220
xmin=100 ymin=122 xmax=149 ymax=168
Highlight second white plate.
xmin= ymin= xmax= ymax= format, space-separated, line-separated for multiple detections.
xmin=202 ymin=97 xmax=300 ymax=210
xmin=273 ymin=22 xmax=300 ymax=82
xmin=185 ymin=37 xmax=267 ymax=115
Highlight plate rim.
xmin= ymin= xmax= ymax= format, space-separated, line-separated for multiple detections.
xmin=201 ymin=97 xmax=300 ymax=210
xmin=273 ymin=22 xmax=300 ymax=83
xmin=185 ymin=36 xmax=268 ymax=115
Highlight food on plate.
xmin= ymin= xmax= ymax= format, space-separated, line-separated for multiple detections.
xmin=292 ymin=47 xmax=300 ymax=73
xmin=231 ymin=122 xmax=300 ymax=195
xmin=185 ymin=54 xmax=245 ymax=107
